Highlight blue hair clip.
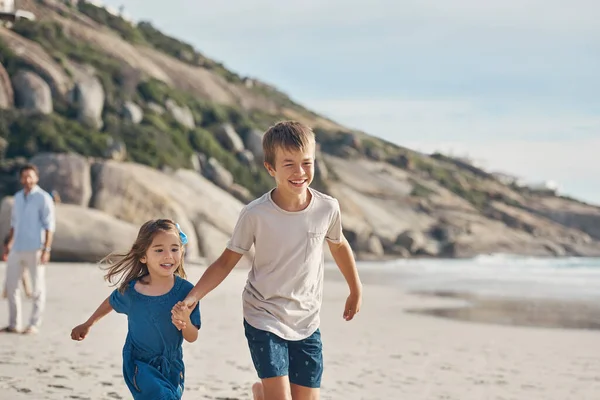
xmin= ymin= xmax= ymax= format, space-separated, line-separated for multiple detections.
xmin=175 ymin=223 xmax=188 ymax=245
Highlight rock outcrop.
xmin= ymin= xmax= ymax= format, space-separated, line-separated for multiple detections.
xmin=0 ymin=62 xmax=14 ymax=109
xmin=11 ymin=70 xmax=53 ymax=114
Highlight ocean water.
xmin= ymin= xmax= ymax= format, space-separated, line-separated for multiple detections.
xmin=327 ymin=255 xmax=600 ymax=301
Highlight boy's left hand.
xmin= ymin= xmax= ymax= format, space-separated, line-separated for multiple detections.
xmin=343 ymin=291 xmax=362 ymax=321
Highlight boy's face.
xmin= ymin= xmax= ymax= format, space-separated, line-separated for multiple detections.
xmin=265 ymin=142 xmax=315 ymax=196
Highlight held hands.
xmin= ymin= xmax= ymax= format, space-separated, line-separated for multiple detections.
xmin=70 ymin=322 xmax=91 ymax=341
xmin=171 ymin=298 xmax=196 ymax=330
xmin=343 ymin=291 xmax=362 ymax=321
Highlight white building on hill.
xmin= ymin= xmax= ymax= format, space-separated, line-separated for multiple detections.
xmin=0 ymin=0 xmax=15 ymax=13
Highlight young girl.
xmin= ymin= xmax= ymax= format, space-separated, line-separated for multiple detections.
xmin=70 ymin=219 xmax=201 ymax=400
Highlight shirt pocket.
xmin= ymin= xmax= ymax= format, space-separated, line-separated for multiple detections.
xmin=305 ymin=231 xmax=327 ymax=262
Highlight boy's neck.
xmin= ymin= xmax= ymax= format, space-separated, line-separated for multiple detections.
xmin=272 ymin=187 xmax=312 ymax=212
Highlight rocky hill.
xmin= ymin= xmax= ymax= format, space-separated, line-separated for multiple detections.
xmin=1 ymin=0 xmax=599 ymax=262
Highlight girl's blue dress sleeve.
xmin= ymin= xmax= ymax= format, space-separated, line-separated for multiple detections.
xmin=190 ymin=302 xmax=201 ymax=329
xmin=109 ymin=288 xmax=131 ymax=315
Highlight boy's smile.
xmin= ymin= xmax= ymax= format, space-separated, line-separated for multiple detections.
xmin=265 ymin=143 xmax=315 ymax=197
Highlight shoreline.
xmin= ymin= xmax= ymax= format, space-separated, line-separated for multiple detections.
xmin=406 ymin=291 xmax=600 ymax=331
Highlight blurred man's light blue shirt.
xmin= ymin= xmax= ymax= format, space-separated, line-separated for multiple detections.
xmin=11 ymin=185 xmax=56 ymax=252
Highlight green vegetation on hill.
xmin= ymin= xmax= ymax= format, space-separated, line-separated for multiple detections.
xmin=0 ymin=109 xmax=110 ymax=159
xmin=76 ymin=2 xmax=243 ymax=84
xmin=0 ymin=16 xmax=280 ymax=198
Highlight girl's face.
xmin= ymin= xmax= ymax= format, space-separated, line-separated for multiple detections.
xmin=140 ymin=230 xmax=182 ymax=279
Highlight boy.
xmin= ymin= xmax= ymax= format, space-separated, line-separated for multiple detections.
xmin=173 ymin=121 xmax=362 ymax=400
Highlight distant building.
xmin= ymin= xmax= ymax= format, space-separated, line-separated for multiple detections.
xmin=527 ymin=180 xmax=559 ymax=194
xmin=0 ymin=0 xmax=14 ymax=13
xmin=491 ymin=172 xmax=524 ymax=187
xmin=0 ymin=0 xmax=35 ymax=25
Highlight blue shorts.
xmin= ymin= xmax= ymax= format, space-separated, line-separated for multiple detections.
xmin=244 ymin=320 xmax=323 ymax=388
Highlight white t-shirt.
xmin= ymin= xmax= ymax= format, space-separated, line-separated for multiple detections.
xmin=227 ymin=187 xmax=343 ymax=340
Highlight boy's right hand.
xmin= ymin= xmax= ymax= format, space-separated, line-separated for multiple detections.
xmin=181 ymin=295 xmax=197 ymax=309
xmin=71 ymin=322 xmax=91 ymax=341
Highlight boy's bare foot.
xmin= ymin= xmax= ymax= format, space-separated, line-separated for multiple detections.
xmin=252 ymin=382 xmax=264 ymax=400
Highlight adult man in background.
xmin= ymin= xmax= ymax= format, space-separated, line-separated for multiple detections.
xmin=2 ymin=164 xmax=55 ymax=334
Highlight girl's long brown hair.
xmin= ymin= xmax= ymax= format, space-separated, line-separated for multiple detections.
xmin=102 ymin=219 xmax=187 ymax=293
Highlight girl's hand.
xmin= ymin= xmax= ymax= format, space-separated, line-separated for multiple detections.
xmin=171 ymin=302 xmax=192 ymax=330
xmin=71 ymin=322 xmax=91 ymax=341
xmin=172 ymin=301 xmax=193 ymax=319
xmin=171 ymin=314 xmax=187 ymax=330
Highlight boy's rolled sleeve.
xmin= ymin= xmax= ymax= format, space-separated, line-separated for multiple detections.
xmin=226 ymin=208 xmax=254 ymax=254
xmin=326 ymin=200 xmax=343 ymax=244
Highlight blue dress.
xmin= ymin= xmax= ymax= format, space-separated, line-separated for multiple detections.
xmin=109 ymin=276 xmax=201 ymax=400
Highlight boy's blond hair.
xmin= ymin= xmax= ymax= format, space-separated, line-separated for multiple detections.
xmin=262 ymin=121 xmax=315 ymax=167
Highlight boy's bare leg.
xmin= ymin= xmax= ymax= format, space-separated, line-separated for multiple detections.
xmin=291 ymin=384 xmax=319 ymax=400
xmin=252 ymin=382 xmax=264 ymax=400
xmin=259 ymin=376 xmax=292 ymax=400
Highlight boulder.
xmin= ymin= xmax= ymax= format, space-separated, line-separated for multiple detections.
xmin=236 ymin=149 xmax=255 ymax=167
xmin=0 ymin=29 xmax=72 ymax=97
xmin=30 ymin=152 xmax=92 ymax=206
xmin=104 ymin=137 xmax=127 ymax=161
xmin=11 ymin=70 xmax=53 ymax=114
xmin=315 ymin=148 xmax=329 ymax=182
xmin=244 ymin=128 xmax=264 ymax=161
xmin=204 ymin=157 xmax=234 ymax=189
xmin=90 ymin=160 xmax=201 ymax=262
xmin=216 ymin=123 xmax=245 ymax=153
xmin=171 ymin=169 xmax=244 ymax=234
xmin=122 ymin=101 xmax=143 ymax=124
xmin=69 ymin=65 xmax=105 ymax=129
xmin=195 ymin=221 xmax=230 ymax=262
xmin=165 ymin=99 xmax=194 ymax=129
xmin=53 ymin=204 xmax=138 ymax=262
xmin=148 ymin=102 xmax=165 ymax=115
xmin=395 ymin=230 xmax=427 ymax=254
xmin=0 ymin=62 xmax=14 ymax=109
xmin=0 ymin=198 xmax=138 ymax=263
xmin=366 ymin=235 xmax=384 ymax=256
xmin=229 ymin=183 xmax=253 ymax=203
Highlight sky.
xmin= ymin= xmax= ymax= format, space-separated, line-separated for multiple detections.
xmin=102 ymin=0 xmax=600 ymax=205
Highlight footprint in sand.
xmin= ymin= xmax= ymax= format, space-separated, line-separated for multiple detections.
xmin=100 ymin=381 xmax=113 ymax=386
xmin=48 ymin=383 xmax=74 ymax=390
xmin=106 ymin=392 xmax=123 ymax=399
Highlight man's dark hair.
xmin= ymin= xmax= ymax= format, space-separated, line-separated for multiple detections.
xmin=19 ymin=164 xmax=39 ymax=177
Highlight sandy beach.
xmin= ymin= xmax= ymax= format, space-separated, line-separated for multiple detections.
xmin=1 ymin=262 xmax=599 ymax=400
